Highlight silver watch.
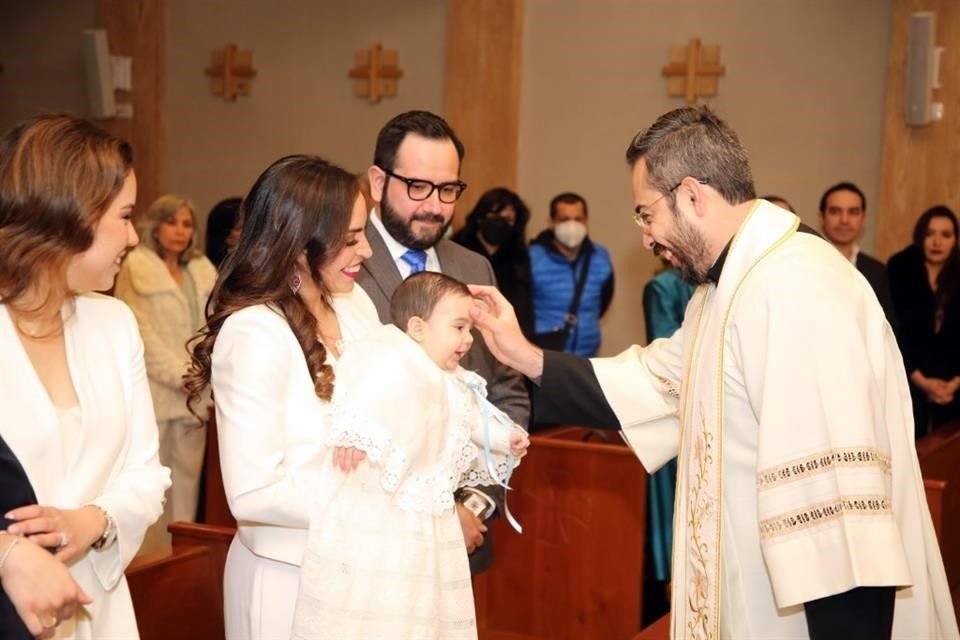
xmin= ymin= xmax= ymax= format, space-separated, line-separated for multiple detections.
xmin=90 ymin=506 xmax=117 ymax=551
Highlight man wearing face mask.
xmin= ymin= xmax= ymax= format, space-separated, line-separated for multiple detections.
xmin=529 ymin=192 xmax=615 ymax=357
xmin=452 ymin=187 xmax=534 ymax=337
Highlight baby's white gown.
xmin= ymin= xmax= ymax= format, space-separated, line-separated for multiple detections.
xmin=292 ymin=324 xmax=522 ymax=640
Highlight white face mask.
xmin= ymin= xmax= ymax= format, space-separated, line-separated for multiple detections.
xmin=554 ymin=220 xmax=587 ymax=249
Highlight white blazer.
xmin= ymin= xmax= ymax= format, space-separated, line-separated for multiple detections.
xmin=0 ymin=294 xmax=171 ymax=638
xmin=211 ymin=286 xmax=381 ymax=566
xmin=114 ymin=247 xmax=217 ymax=423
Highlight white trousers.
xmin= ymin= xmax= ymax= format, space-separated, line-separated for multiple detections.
xmin=224 ymin=536 xmax=299 ymax=640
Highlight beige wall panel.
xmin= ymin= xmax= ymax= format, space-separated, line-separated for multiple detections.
xmin=519 ymin=0 xmax=892 ymax=354
xmin=165 ymin=0 xmax=447 ymax=231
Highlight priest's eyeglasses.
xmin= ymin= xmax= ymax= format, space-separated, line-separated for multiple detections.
xmin=633 ymin=177 xmax=709 ymax=228
xmin=381 ymin=168 xmax=468 ymax=204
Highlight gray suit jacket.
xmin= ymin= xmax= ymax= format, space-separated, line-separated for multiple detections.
xmin=358 ymin=218 xmax=531 ymax=574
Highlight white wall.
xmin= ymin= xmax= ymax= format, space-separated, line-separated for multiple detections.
xmin=518 ymin=0 xmax=893 ymax=354
xmin=165 ymin=0 xmax=448 ymax=230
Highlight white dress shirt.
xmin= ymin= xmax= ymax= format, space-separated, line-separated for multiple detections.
xmin=369 ymin=209 xmax=440 ymax=277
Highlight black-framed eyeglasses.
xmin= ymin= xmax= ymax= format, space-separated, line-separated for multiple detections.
xmin=380 ymin=168 xmax=467 ymax=204
xmin=632 ymin=177 xmax=708 ymax=228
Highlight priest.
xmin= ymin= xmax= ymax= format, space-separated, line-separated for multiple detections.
xmin=469 ymin=106 xmax=959 ymax=640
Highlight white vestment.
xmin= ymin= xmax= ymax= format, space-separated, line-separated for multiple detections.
xmin=292 ymin=324 xmax=522 ymax=640
xmin=592 ymin=202 xmax=958 ymax=639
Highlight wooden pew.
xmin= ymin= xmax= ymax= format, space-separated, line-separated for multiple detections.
xmin=476 ymin=426 xmax=647 ymax=640
xmin=126 ymin=545 xmax=224 ymax=640
xmin=199 ymin=410 xmax=236 ymax=528
xmin=633 ymin=614 xmax=670 ymax=640
xmin=169 ymin=521 xmax=236 ymax=617
xmin=916 ymin=421 xmax=960 ymax=594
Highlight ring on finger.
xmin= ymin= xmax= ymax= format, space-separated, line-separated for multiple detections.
xmin=58 ymin=532 xmax=69 ymax=548
xmin=43 ymin=615 xmax=59 ymax=629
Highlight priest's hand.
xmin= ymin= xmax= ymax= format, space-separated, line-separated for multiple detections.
xmin=455 ymin=503 xmax=487 ymax=554
xmin=0 ymin=533 xmax=92 ymax=639
xmin=469 ymin=285 xmax=544 ymax=379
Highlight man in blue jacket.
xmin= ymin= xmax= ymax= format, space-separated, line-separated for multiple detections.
xmin=529 ymin=192 xmax=614 ymax=357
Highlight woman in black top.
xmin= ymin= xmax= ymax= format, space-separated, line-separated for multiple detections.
xmin=452 ymin=187 xmax=534 ymax=337
xmin=888 ymin=205 xmax=960 ymax=437
xmin=204 ymin=196 xmax=242 ymax=268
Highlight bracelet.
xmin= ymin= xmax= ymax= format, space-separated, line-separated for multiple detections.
xmin=85 ymin=504 xmax=116 ymax=551
xmin=0 ymin=536 xmax=21 ymax=572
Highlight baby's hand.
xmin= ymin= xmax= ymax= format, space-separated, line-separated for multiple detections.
xmin=510 ymin=430 xmax=530 ymax=458
xmin=333 ymin=446 xmax=366 ymax=473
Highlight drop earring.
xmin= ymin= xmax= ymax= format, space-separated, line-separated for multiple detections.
xmin=289 ymin=273 xmax=302 ymax=295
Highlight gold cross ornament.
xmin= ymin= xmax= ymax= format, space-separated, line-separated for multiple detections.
xmin=349 ymin=43 xmax=404 ymax=104
xmin=662 ymin=38 xmax=725 ymax=103
xmin=204 ymin=44 xmax=257 ymax=101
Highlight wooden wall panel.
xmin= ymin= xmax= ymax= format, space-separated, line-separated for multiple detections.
xmin=876 ymin=0 xmax=960 ymax=260
xmin=444 ymin=0 xmax=523 ymax=222
xmin=96 ymin=0 xmax=165 ymax=213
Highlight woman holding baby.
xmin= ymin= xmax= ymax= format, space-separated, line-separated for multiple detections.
xmin=184 ymin=155 xmax=379 ymax=638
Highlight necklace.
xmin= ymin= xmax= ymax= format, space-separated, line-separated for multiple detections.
xmin=14 ymin=317 xmax=64 ymax=339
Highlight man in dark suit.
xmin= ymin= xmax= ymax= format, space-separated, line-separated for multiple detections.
xmin=819 ymin=182 xmax=896 ymax=327
xmin=0 ymin=435 xmax=88 ymax=638
xmin=359 ymin=110 xmax=531 ymax=575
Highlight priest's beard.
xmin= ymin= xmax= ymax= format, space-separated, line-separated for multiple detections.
xmin=380 ymin=190 xmax=452 ymax=251
xmin=653 ymin=206 xmax=712 ymax=285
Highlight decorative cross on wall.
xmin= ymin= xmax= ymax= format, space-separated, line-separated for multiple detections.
xmin=204 ymin=44 xmax=257 ymax=101
xmin=348 ymin=43 xmax=404 ymax=104
xmin=661 ymin=38 xmax=725 ymax=103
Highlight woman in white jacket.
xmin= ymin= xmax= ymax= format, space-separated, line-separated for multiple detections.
xmin=115 ymin=195 xmax=216 ymax=547
xmin=0 ymin=114 xmax=170 ymax=639
xmin=185 ymin=155 xmax=379 ymax=639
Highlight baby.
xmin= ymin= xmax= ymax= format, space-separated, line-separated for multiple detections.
xmin=292 ymin=271 xmax=529 ymax=640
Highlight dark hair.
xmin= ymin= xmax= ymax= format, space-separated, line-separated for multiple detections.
xmin=390 ymin=271 xmax=471 ymax=331
xmin=760 ymin=194 xmax=796 ymax=213
xmin=549 ymin=192 xmax=589 ymax=219
xmin=186 ymin=155 xmax=360 ymax=414
xmin=205 ymin=197 xmax=242 ymax=267
xmin=0 ymin=114 xmax=132 ymax=325
xmin=625 ymin=106 xmax=755 ymax=206
xmin=819 ymin=182 xmax=866 ymax=213
xmin=913 ymin=205 xmax=960 ymax=309
xmin=373 ymin=110 xmax=465 ymax=173
xmin=454 ymin=186 xmax=530 ymax=255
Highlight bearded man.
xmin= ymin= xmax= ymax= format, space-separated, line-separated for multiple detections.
xmin=358 ymin=110 xmax=530 ymax=576
xmin=469 ymin=106 xmax=959 ymax=640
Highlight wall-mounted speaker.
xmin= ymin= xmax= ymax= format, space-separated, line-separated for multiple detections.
xmin=905 ymin=12 xmax=936 ymax=126
xmin=82 ymin=29 xmax=116 ymax=119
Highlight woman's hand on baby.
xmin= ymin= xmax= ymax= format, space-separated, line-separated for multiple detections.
xmin=510 ymin=430 xmax=530 ymax=458
xmin=333 ymin=447 xmax=366 ymax=473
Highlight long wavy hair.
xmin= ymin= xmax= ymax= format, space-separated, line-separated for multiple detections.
xmin=185 ymin=155 xmax=359 ymax=416
xmin=913 ymin=205 xmax=960 ymax=309
xmin=0 ymin=114 xmax=132 ymax=332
